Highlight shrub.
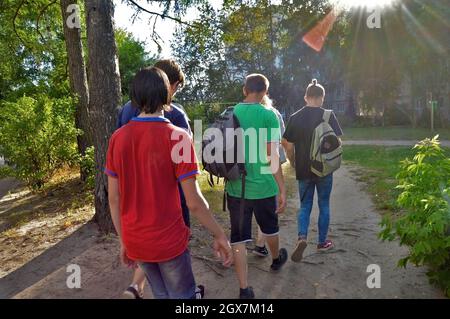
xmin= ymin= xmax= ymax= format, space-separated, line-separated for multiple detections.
xmin=0 ymin=95 xmax=80 ymax=190
xmin=78 ymin=146 xmax=95 ymax=189
xmin=380 ymin=136 xmax=450 ymax=297
xmin=184 ymin=102 xmax=230 ymax=127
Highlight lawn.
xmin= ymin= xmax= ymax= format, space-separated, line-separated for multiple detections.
xmin=343 ymin=145 xmax=450 ymax=212
xmin=342 ymin=126 xmax=450 ymax=141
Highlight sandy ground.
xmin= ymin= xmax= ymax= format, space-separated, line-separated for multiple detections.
xmin=0 ymin=165 xmax=445 ymax=299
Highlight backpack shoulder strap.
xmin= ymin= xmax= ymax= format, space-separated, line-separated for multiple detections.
xmin=323 ymin=109 xmax=332 ymax=124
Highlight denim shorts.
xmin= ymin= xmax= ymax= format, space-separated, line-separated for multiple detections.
xmin=227 ymin=195 xmax=279 ymax=245
xmin=139 ymin=249 xmax=196 ymax=299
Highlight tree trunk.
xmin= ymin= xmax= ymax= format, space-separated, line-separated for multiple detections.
xmin=85 ymin=0 xmax=122 ymax=233
xmin=60 ymin=0 xmax=92 ymax=181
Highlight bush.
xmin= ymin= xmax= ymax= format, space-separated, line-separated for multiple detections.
xmin=0 ymin=95 xmax=80 ymax=190
xmin=380 ymin=136 xmax=450 ymax=297
xmin=184 ymin=102 xmax=229 ymax=127
xmin=78 ymin=146 xmax=95 ymax=189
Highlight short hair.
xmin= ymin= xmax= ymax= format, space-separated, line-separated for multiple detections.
xmin=154 ymin=59 xmax=185 ymax=86
xmin=244 ymin=74 xmax=270 ymax=94
xmin=306 ymin=79 xmax=325 ymax=98
xmin=130 ymin=67 xmax=171 ymax=114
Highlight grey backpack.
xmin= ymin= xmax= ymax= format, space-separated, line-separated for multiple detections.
xmin=310 ymin=110 xmax=343 ymax=177
xmin=202 ymin=107 xmax=246 ymax=211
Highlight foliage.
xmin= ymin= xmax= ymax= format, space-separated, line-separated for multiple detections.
xmin=116 ymin=28 xmax=158 ymax=100
xmin=78 ymin=146 xmax=95 ymax=189
xmin=184 ymin=102 xmax=230 ymax=126
xmin=0 ymin=95 xmax=80 ymax=190
xmin=0 ymin=0 xmax=69 ymax=101
xmin=380 ymin=136 xmax=450 ymax=297
xmin=172 ymin=0 xmax=449 ymax=126
xmin=173 ymin=0 xmax=332 ymax=106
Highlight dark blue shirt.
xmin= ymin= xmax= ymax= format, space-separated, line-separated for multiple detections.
xmin=117 ymin=101 xmax=191 ymax=133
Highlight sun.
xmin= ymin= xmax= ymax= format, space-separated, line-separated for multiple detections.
xmin=331 ymin=0 xmax=398 ymax=10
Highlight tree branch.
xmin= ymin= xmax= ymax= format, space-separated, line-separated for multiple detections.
xmin=13 ymin=0 xmax=30 ymax=50
xmin=36 ymin=0 xmax=59 ymax=43
xmin=126 ymin=0 xmax=194 ymax=27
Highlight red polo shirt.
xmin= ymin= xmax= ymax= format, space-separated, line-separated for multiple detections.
xmin=105 ymin=117 xmax=199 ymax=262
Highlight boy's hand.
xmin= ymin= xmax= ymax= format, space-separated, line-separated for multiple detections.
xmin=213 ymin=234 xmax=233 ymax=267
xmin=276 ymin=190 xmax=287 ymax=214
xmin=120 ymin=244 xmax=136 ymax=268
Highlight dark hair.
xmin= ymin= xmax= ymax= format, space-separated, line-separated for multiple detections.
xmin=154 ymin=59 xmax=185 ymax=87
xmin=244 ymin=74 xmax=270 ymax=93
xmin=130 ymin=67 xmax=171 ymax=114
xmin=306 ymin=79 xmax=325 ymax=98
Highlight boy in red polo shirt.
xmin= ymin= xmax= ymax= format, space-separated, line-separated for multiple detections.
xmin=105 ymin=67 xmax=232 ymax=299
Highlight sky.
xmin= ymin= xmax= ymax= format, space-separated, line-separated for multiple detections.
xmin=114 ymin=0 xmax=222 ymax=57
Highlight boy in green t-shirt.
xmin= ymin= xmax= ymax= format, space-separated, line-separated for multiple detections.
xmin=226 ymin=74 xmax=288 ymax=299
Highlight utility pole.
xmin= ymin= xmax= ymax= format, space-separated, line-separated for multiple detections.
xmin=428 ymin=92 xmax=434 ymax=132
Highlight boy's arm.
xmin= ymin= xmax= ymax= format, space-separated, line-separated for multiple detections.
xmin=108 ymin=176 xmax=135 ymax=267
xmin=267 ymin=142 xmax=286 ymax=214
xmin=180 ymin=177 xmax=233 ymax=267
xmin=282 ymin=138 xmax=295 ymax=168
xmin=108 ymin=176 xmax=121 ymax=237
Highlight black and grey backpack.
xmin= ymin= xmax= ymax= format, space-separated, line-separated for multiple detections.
xmin=202 ymin=107 xmax=246 ymax=212
xmin=310 ymin=109 xmax=343 ymax=177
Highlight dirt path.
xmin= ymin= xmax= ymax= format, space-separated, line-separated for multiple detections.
xmin=345 ymin=140 xmax=450 ymax=147
xmin=0 ymin=165 xmax=444 ymax=299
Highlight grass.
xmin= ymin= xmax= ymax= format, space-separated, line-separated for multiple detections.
xmin=343 ymin=146 xmax=415 ymax=212
xmin=343 ymin=145 xmax=450 ymax=212
xmin=342 ymin=126 xmax=450 ymax=141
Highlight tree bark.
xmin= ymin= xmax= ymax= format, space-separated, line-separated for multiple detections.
xmin=60 ymin=0 xmax=92 ymax=180
xmin=85 ymin=0 xmax=122 ymax=233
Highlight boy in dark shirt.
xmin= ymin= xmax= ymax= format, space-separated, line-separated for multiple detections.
xmin=282 ymin=79 xmax=343 ymax=262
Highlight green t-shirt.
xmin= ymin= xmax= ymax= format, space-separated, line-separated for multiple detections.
xmin=226 ymin=103 xmax=281 ymax=199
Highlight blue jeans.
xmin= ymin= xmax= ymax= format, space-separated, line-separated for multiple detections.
xmin=139 ymin=250 xmax=196 ymax=299
xmin=298 ymin=174 xmax=333 ymax=245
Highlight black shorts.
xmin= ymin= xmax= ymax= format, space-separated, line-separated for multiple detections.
xmin=227 ymin=195 xmax=279 ymax=245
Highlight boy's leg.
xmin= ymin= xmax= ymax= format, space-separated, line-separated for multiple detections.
xmin=227 ymin=195 xmax=254 ymax=293
xmin=254 ymin=196 xmax=288 ymax=271
xmin=134 ymin=267 xmax=146 ymax=291
xmin=316 ymin=174 xmax=333 ymax=246
xmin=255 ymin=226 xmax=265 ymax=248
xmin=123 ymin=267 xmax=146 ymax=299
xmin=298 ymin=179 xmax=315 ymax=239
xmin=254 ymin=197 xmax=279 ymax=258
xmin=158 ymin=249 xmax=197 ymax=299
xmin=139 ymin=262 xmax=170 ymax=299
xmin=253 ymin=226 xmax=269 ymax=257
xmin=233 ymin=243 xmax=249 ymax=288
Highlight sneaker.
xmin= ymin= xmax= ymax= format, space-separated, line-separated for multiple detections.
xmin=239 ymin=287 xmax=255 ymax=299
xmin=195 ymin=285 xmax=205 ymax=299
xmin=291 ymin=239 xmax=308 ymax=263
xmin=253 ymin=245 xmax=269 ymax=257
xmin=270 ymin=248 xmax=288 ymax=272
xmin=317 ymin=240 xmax=334 ymax=251
xmin=122 ymin=285 xmax=144 ymax=299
